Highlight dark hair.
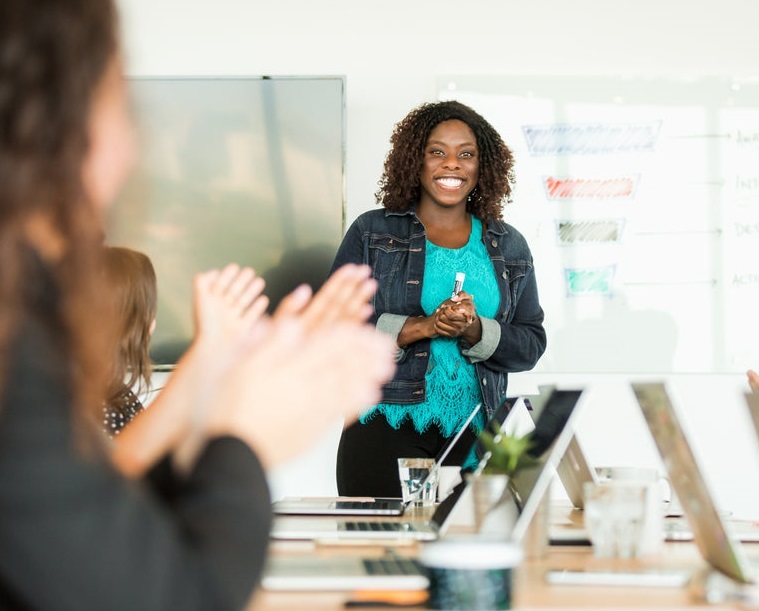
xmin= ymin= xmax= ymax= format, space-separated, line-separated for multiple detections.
xmin=375 ymin=100 xmax=516 ymax=221
xmin=0 ymin=0 xmax=120 ymax=415
xmin=102 ymin=247 xmax=157 ymax=404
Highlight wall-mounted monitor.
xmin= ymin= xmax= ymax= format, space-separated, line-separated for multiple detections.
xmin=106 ymin=76 xmax=345 ymax=365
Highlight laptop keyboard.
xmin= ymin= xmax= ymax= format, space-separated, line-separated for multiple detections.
xmin=342 ymin=521 xmax=410 ymax=532
xmin=362 ymin=557 xmax=424 ymax=576
xmin=334 ymin=501 xmax=393 ymax=510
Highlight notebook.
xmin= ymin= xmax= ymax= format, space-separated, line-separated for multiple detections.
xmin=269 ymin=398 xmax=528 ymax=542
xmin=271 ymin=403 xmax=482 ymax=517
xmin=633 ymin=381 xmax=759 ymax=584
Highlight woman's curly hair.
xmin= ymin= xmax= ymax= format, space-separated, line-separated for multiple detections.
xmin=375 ymin=100 xmax=515 ymax=221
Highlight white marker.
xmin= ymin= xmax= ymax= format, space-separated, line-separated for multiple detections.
xmin=451 ymin=272 xmax=465 ymax=298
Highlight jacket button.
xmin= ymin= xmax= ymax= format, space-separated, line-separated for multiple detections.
xmin=502 ymin=271 xmax=508 ymax=279
xmin=482 ymin=378 xmax=487 ymax=386
xmin=491 ymin=239 xmax=497 ymax=247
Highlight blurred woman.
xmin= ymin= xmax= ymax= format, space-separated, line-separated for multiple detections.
xmin=0 ymin=0 xmax=395 ymax=609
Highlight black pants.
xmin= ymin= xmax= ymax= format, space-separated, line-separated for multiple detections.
xmin=336 ymin=414 xmax=478 ymax=497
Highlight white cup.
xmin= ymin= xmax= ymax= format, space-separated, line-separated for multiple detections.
xmin=595 ymin=466 xmax=671 ymax=555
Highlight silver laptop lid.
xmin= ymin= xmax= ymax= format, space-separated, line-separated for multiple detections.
xmin=526 ymin=385 xmax=598 ymax=509
xmin=633 ymin=381 xmax=753 ymax=584
xmin=476 ymin=389 xmax=585 ymax=542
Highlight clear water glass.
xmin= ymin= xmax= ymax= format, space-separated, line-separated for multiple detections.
xmin=397 ymin=458 xmax=438 ymax=506
xmin=583 ymin=481 xmax=647 ymax=558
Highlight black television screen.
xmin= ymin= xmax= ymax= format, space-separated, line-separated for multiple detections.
xmin=106 ymin=76 xmax=345 ymax=365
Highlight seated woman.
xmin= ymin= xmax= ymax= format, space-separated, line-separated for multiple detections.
xmin=100 ymin=246 xmax=157 ymax=437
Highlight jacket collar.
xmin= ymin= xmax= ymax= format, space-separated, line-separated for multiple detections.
xmin=383 ymin=207 xmax=509 ymax=236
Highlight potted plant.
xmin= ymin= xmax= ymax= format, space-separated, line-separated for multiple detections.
xmin=479 ymin=425 xmax=538 ymax=479
xmin=466 ymin=424 xmax=539 ymax=528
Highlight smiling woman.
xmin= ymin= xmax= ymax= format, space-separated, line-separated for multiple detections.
xmin=330 ymin=100 xmax=548 ymax=497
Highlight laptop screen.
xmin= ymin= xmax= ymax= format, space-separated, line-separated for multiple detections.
xmin=476 ymin=389 xmax=584 ymax=541
xmin=633 ymin=382 xmax=751 ymax=584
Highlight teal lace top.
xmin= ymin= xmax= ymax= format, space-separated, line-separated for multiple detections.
xmin=362 ymin=216 xmax=500 ymax=468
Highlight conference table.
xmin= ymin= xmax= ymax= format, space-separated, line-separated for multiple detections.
xmin=245 ymin=501 xmax=754 ymax=610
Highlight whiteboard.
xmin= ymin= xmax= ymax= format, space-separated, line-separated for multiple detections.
xmin=438 ymin=75 xmax=759 ymax=374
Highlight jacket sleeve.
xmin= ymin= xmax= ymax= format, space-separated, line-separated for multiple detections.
xmin=461 ymin=259 xmax=547 ymax=373
xmin=0 ymin=322 xmax=272 ymax=611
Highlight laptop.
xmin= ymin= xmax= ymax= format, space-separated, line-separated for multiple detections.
xmin=556 ymin=434 xmax=598 ymax=510
xmin=270 ymin=403 xmax=482 ymax=517
xmin=269 ymin=397 xmax=529 ymax=542
xmin=270 ymin=497 xmax=406 ymax=517
xmin=524 ymin=385 xmax=598 ymax=510
xmin=471 ymin=389 xmax=586 ymax=543
xmin=261 ymin=553 xmax=429 ymax=592
xmin=633 ymin=381 xmax=759 ymax=584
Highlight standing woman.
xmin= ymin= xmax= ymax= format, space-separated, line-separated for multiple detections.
xmin=333 ymin=100 xmax=547 ymax=497
xmin=0 ymin=0 xmax=395 ymax=609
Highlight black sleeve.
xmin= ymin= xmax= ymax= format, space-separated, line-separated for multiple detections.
xmin=0 ymin=322 xmax=272 ymax=611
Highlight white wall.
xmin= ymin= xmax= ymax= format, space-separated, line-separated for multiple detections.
xmin=120 ymin=1 xmax=759 ymax=516
xmin=118 ymin=0 xmax=759 ymax=226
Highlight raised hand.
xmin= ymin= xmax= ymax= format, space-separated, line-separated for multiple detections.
xmin=206 ymin=317 xmax=397 ymax=469
xmin=193 ymin=263 xmax=270 ymax=364
xmin=748 ymin=370 xmax=759 ymax=394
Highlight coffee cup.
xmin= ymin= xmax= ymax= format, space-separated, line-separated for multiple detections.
xmin=420 ymin=539 xmax=522 ymax=610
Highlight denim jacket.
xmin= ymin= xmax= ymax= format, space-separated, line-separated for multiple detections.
xmin=330 ymin=208 xmax=547 ymax=420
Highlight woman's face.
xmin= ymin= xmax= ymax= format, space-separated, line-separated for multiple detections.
xmin=81 ymin=58 xmax=136 ymax=212
xmin=418 ymin=119 xmax=479 ymax=210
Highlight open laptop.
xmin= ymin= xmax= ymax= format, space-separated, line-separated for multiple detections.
xmin=633 ymin=381 xmax=759 ymax=584
xmin=269 ymin=397 xmax=530 ymax=542
xmin=525 ymin=385 xmax=598 ymax=510
xmin=527 ymin=384 xmax=598 ymax=510
xmin=261 ymin=552 xmax=429 ymax=591
xmin=474 ymin=388 xmax=586 ymax=543
xmin=271 ymin=403 xmax=482 ymax=517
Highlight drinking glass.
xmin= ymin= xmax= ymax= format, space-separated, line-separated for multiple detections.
xmin=397 ymin=458 xmax=438 ymax=506
xmin=583 ymin=481 xmax=647 ymax=558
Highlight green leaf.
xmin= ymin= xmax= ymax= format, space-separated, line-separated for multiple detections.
xmin=479 ymin=429 xmax=538 ymax=477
